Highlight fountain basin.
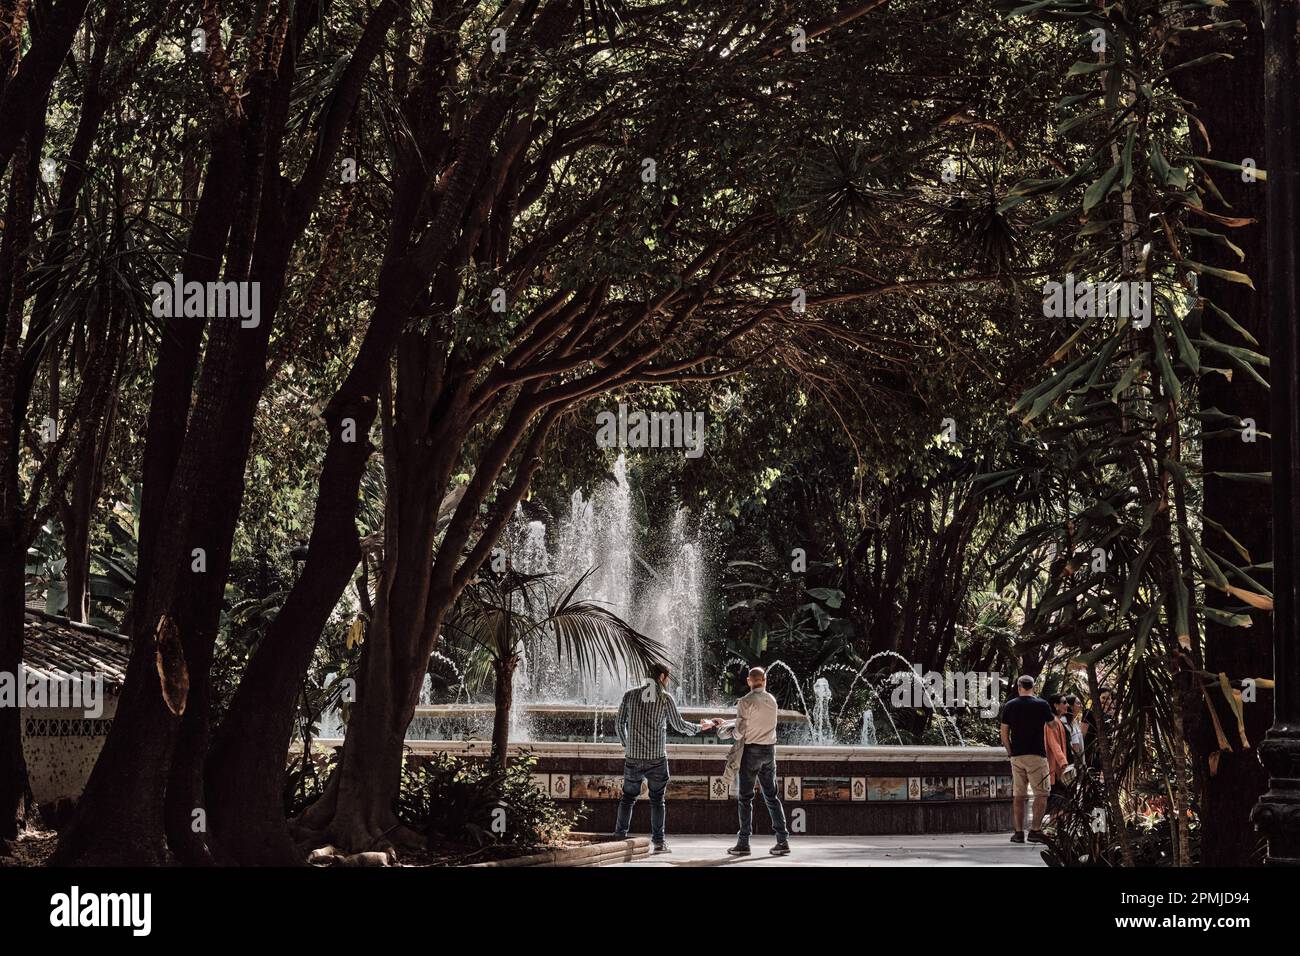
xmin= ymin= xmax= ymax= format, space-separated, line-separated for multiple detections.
xmin=403 ymin=702 xmax=813 ymax=745
xmin=308 ymin=731 xmax=1014 ymax=835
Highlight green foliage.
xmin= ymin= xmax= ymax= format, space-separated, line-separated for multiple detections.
xmin=9 ymin=0 xmax=1271 ymax=863
xmin=284 ymin=749 xmax=340 ymax=822
xmin=1038 ymin=768 xmax=1200 ymax=867
xmin=722 ymin=558 xmax=851 ymax=697
xmin=396 ymin=752 xmax=583 ymax=849
xmin=447 ymin=564 xmax=670 ymax=688
xmin=988 ymin=0 xmax=1266 ymax=860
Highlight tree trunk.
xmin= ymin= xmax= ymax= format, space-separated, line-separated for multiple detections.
xmin=58 ymin=356 xmax=118 ymax=626
xmin=491 ymin=656 xmax=518 ymax=772
xmin=1169 ymin=0 xmax=1273 ymax=866
xmin=0 ymin=543 xmax=28 ymax=845
xmin=1170 ymin=706 xmax=1192 ymax=865
xmin=0 ymin=0 xmax=91 ymax=175
xmin=294 ymin=569 xmax=439 ymax=853
xmin=204 ymin=402 xmax=377 ymax=865
xmin=164 ymin=627 xmax=216 ymax=866
xmin=128 ymin=127 xmax=241 ymax=629
xmin=51 ymin=645 xmax=180 ymax=864
xmin=0 ymin=125 xmax=43 ymax=843
xmin=59 ymin=493 xmax=92 ymax=625
xmin=1088 ymin=662 xmax=1135 ymax=865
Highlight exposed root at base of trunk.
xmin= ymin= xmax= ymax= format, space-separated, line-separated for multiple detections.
xmin=290 ymin=812 xmax=426 ymax=862
xmin=305 ymin=844 xmax=396 ymax=867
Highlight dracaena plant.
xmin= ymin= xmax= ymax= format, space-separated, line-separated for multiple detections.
xmin=992 ymin=0 xmax=1270 ymax=865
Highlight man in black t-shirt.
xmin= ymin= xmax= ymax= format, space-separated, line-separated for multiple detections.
xmin=999 ymin=674 xmax=1054 ymax=844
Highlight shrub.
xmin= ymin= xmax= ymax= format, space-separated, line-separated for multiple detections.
xmin=1037 ymin=769 xmax=1199 ymax=867
xmin=395 ymin=751 xmax=584 ymax=848
xmin=283 ymin=747 xmax=338 ymax=820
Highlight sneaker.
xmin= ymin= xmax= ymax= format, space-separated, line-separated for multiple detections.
xmin=1027 ymin=830 xmax=1047 ymax=844
xmin=770 ymin=841 xmax=791 ymax=856
xmin=727 ymin=844 xmax=752 ymax=856
xmin=652 ymin=842 xmax=671 ymax=853
xmin=1009 ymin=831 xmax=1025 ymax=844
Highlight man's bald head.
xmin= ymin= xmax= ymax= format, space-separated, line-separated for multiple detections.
xmin=747 ymin=666 xmax=767 ymax=690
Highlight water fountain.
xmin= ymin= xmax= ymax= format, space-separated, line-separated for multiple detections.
xmin=317 ymin=671 xmax=344 ymax=740
xmin=764 ymin=660 xmax=813 ymax=724
xmin=835 ymin=650 xmax=967 ymax=746
xmin=860 ymin=709 xmax=878 ymax=746
xmin=392 ymin=456 xmax=813 ymax=743
xmin=310 ymin=453 xmax=1012 ymax=836
xmin=810 ymin=677 xmax=835 ymax=745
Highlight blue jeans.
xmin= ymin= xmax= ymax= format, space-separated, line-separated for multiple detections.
xmin=736 ymin=744 xmax=788 ymax=845
xmin=614 ymin=757 xmax=670 ymax=843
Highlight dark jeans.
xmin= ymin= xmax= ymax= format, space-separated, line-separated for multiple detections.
xmin=614 ymin=757 xmax=670 ymax=843
xmin=736 ymin=743 xmax=788 ymax=845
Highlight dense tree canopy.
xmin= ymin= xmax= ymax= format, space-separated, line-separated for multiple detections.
xmin=0 ymin=0 xmax=1279 ymax=868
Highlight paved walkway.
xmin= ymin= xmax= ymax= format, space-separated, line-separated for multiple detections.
xmin=621 ymin=833 xmax=1048 ymax=867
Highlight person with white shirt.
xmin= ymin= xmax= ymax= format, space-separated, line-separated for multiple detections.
xmin=716 ymin=666 xmax=791 ymax=856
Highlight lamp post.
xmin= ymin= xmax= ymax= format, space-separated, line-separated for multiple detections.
xmin=1251 ymin=0 xmax=1300 ymax=866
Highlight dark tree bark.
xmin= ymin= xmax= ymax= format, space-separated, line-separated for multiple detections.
xmin=0 ymin=119 xmax=45 ymax=845
xmin=0 ymin=0 xmax=92 ymax=175
xmin=56 ymin=292 xmax=123 ymax=625
xmin=1170 ymin=0 xmax=1273 ymax=866
xmin=491 ymin=655 xmax=518 ymax=772
xmin=56 ymin=2 xmax=402 ymax=866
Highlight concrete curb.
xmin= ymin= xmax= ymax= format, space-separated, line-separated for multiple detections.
xmin=464 ymin=834 xmax=650 ymax=868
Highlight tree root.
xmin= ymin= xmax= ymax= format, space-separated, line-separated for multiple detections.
xmin=305 ymin=843 xmax=396 ymax=867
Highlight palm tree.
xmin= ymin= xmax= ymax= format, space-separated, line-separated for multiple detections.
xmin=446 ymin=565 xmax=670 ymax=769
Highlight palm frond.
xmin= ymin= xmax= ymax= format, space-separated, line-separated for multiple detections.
xmin=546 ymin=598 xmax=670 ymax=682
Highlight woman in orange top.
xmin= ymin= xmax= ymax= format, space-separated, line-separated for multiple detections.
xmin=1044 ymin=694 xmax=1070 ymax=785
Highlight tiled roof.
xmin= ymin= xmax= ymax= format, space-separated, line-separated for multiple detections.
xmin=22 ymin=609 xmax=131 ymax=688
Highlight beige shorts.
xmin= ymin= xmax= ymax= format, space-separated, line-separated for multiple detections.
xmin=1010 ymin=754 xmax=1050 ymax=797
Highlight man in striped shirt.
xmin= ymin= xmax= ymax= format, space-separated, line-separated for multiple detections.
xmin=613 ymin=663 xmax=716 ymax=852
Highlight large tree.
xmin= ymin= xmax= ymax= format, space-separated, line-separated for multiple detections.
xmin=1170 ymin=0 xmax=1273 ymax=867
xmin=1 ymin=0 xmax=172 ymax=847
xmin=3 ymin=0 xmax=1273 ymax=869
xmin=53 ymin=0 xmax=405 ymax=865
xmin=207 ymin=0 xmax=1073 ymax=860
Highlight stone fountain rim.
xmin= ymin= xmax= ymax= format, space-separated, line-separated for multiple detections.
xmin=412 ymin=702 xmax=811 ymax=722
xmin=308 ymin=739 xmax=1007 ymax=761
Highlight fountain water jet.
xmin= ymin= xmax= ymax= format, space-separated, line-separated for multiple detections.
xmin=860 ymin=710 xmax=878 ymax=746
xmin=810 ymin=677 xmax=835 ymax=745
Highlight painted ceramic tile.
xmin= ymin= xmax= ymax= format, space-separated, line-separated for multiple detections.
xmin=548 ymin=773 xmax=570 ymax=799
xmin=922 ymin=776 xmax=956 ymax=800
xmin=569 ymin=774 xmax=624 ymax=800
xmin=782 ymin=776 xmax=801 ymax=801
xmin=801 ymin=777 xmax=851 ymax=802
xmin=963 ymin=776 xmax=992 ymax=798
xmin=667 ymin=776 xmax=710 ymax=800
xmin=867 ymin=777 xmax=910 ymax=801
xmin=994 ymin=775 xmax=1014 ymax=798
xmin=851 ymin=777 xmax=867 ymax=801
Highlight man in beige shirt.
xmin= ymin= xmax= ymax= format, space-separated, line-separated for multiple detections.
xmin=716 ymin=667 xmax=790 ymax=856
